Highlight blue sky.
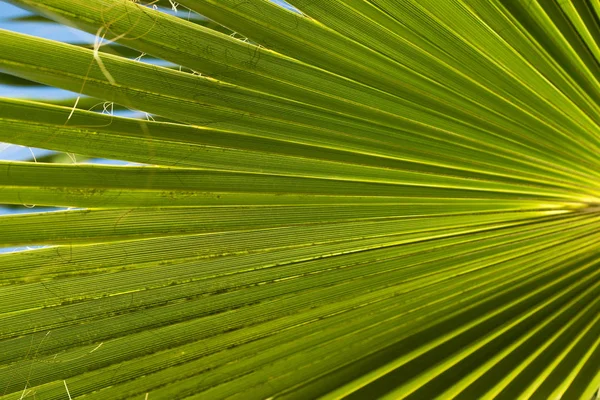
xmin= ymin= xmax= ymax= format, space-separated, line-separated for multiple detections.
xmin=0 ymin=0 xmax=299 ymax=146
xmin=0 ymin=2 xmax=129 ymax=246
xmin=0 ymin=2 xmax=85 ymax=163
xmin=0 ymin=0 xmax=299 ymax=240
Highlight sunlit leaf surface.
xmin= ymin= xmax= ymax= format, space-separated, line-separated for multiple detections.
xmin=0 ymin=0 xmax=599 ymax=399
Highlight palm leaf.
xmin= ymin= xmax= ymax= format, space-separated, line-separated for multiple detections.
xmin=1 ymin=0 xmax=599 ymax=398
